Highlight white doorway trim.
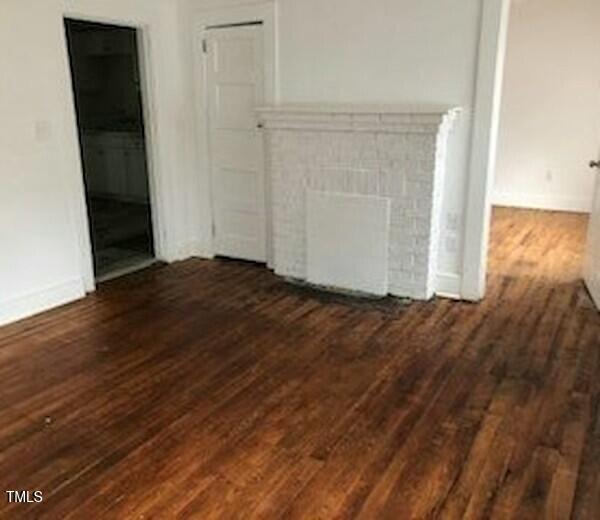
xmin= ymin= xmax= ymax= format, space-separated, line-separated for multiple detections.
xmin=461 ymin=0 xmax=512 ymax=301
xmin=61 ymin=12 xmax=169 ymax=292
xmin=192 ymin=1 xmax=278 ymax=265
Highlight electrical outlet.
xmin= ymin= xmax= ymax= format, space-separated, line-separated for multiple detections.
xmin=546 ymin=170 xmax=553 ymax=183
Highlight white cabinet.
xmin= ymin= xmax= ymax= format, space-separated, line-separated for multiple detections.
xmin=82 ymin=132 xmax=149 ymax=202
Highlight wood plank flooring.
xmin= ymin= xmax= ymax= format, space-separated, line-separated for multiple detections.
xmin=0 ymin=207 xmax=598 ymax=519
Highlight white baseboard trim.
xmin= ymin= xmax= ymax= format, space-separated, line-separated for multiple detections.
xmin=493 ymin=191 xmax=591 ymax=214
xmin=173 ymin=241 xmax=197 ymax=262
xmin=191 ymin=237 xmax=215 ymax=259
xmin=436 ymin=272 xmax=462 ymax=300
xmin=0 ymin=278 xmax=86 ymax=328
xmin=173 ymin=238 xmax=214 ymax=261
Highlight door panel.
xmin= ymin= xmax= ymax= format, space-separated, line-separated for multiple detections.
xmin=215 ymin=85 xmax=257 ymax=129
xmin=217 ymin=168 xmax=260 ymax=212
xmin=207 ymin=25 xmax=266 ymax=263
xmin=584 ymin=158 xmax=600 ymax=310
xmin=213 ymin=133 xmax=261 ymax=171
xmin=216 ymin=38 xmax=256 ymax=78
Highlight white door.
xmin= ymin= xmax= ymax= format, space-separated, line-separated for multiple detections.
xmin=207 ymin=24 xmax=267 ymax=263
xmin=584 ymin=157 xmax=600 ymax=310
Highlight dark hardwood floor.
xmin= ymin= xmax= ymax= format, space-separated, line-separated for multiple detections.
xmin=0 ymin=207 xmax=598 ymax=519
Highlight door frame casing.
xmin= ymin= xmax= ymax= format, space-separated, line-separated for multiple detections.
xmin=192 ymin=1 xmax=278 ymax=265
xmin=62 ymin=12 xmax=168 ymax=292
xmin=584 ymin=168 xmax=600 ymax=309
xmin=461 ymin=0 xmax=512 ymax=300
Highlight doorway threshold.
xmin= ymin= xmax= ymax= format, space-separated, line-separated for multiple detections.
xmin=96 ymin=258 xmax=158 ymax=284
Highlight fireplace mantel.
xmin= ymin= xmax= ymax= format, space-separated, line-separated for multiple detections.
xmin=257 ymin=104 xmax=460 ymax=300
xmin=257 ymin=104 xmax=460 ymax=133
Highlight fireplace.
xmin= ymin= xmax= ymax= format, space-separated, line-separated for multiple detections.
xmin=257 ymin=104 xmax=459 ymax=300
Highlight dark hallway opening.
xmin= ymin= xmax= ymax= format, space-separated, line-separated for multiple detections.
xmin=65 ymin=19 xmax=155 ymax=280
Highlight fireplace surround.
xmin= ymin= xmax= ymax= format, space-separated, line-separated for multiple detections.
xmin=257 ymin=104 xmax=460 ymax=300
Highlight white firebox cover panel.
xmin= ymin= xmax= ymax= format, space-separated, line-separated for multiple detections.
xmin=306 ymin=190 xmax=391 ymax=296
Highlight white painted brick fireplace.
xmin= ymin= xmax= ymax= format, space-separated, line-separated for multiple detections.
xmin=257 ymin=105 xmax=459 ymax=300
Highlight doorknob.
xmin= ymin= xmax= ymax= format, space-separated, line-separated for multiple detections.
xmin=590 ymin=160 xmax=600 ymax=169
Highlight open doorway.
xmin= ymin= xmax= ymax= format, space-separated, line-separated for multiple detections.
xmin=485 ymin=0 xmax=600 ymax=304
xmin=65 ymin=19 xmax=156 ymax=282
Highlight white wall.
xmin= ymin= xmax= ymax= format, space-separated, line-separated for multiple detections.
xmin=0 ymin=0 xmax=198 ymax=326
xmin=186 ymin=0 xmax=485 ymax=297
xmin=494 ymin=0 xmax=600 ymax=213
